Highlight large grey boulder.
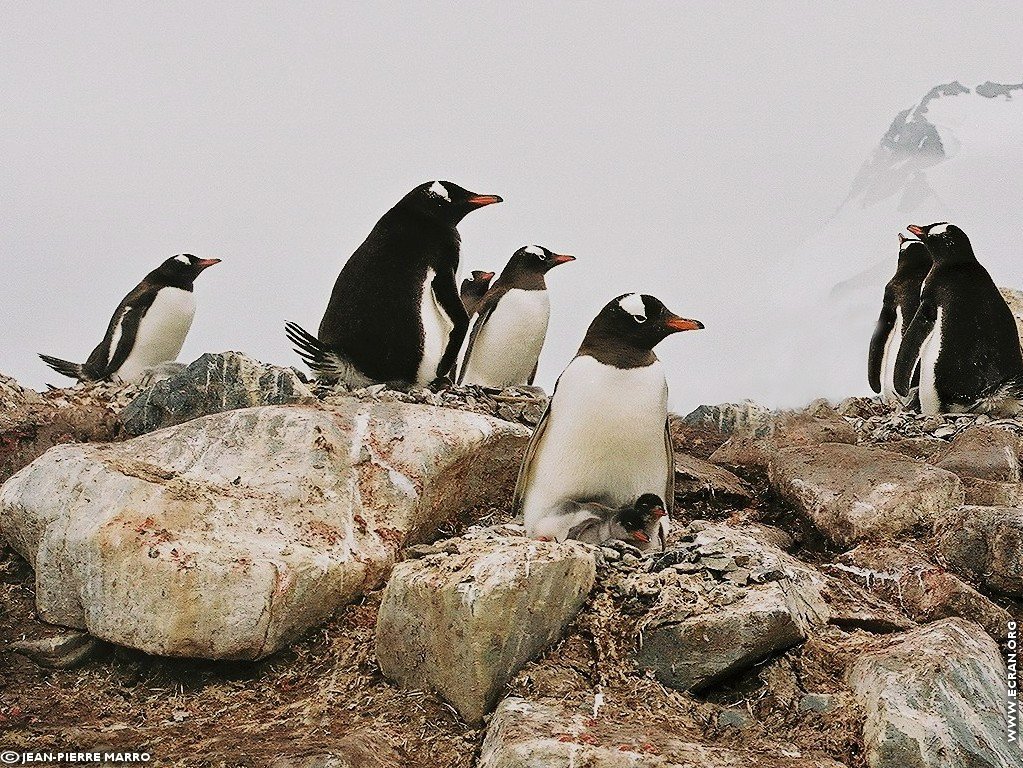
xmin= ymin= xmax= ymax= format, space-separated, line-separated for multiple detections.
xmin=478 ymin=697 xmax=848 ymax=768
xmin=0 ymin=401 xmax=528 ymax=659
xmin=710 ymin=406 xmax=857 ymax=472
xmin=634 ymin=523 xmax=829 ymax=691
xmin=831 ymin=543 xmax=1011 ymax=639
xmin=848 ymin=618 xmax=1016 ymax=768
xmin=934 ymin=505 xmax=1023 ymax=596
xmin=375 ymin=531 xmax=595 ymax=722
xmin=931 ymin=424 xmax=1023 ymax=482
xmin=769 ymin=443 xmax=964 ymax=547
xmin=120 ymin=352 xmax=314 ymax=435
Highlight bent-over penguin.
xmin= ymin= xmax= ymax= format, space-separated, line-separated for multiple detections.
xmin=513 ymin=293 xmax=704 ymax=552
xmin=286 ymin=181 xmax=502 ymax=387
xmin=460 ymin=270 xmax=495 ymax=316
xmin=457 ymin=245 xmax=575 ymax=389
xmin=894 ymin=222 xmax=1023 ymax=416
xmin=868 ymin=233 xmax=931 ymax=404
xmin=39 ymin=254 xmax=220 ymax=384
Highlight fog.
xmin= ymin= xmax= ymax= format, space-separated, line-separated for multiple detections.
xmin=3 ymin=2 xmax=1022 ymax=412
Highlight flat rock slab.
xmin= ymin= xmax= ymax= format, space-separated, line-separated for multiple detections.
xmin=848 ymin=618 xmax=1016 ymax=768
xmin=376 ymin=533 xmax=595 ymax=722
xmin=931 ymin=424 xmax=1023 ymax=482
xmin=478 ymin=697 xmax=848 ymax=768
xmin=11 ymin=630 xmax=105 ymax=669
xmin=673 ymin=453 xmax=752 ymax=505
xmin=710 ymin=408 xmax=857 ymax=472
xmin=635 ymin=523 xmax=829 ymax=691
xmin=120 ymin=351 xmax=315 ymax=435
xmin=769 ymin=443 xmax=964 ymax=547
xmin=831 ymin=543 xmax=1011 ymax=640
xmin=935 ymin=505 xmax=1023 ymax=596
xmin=0 ymin=401 xmax=528 ymax=659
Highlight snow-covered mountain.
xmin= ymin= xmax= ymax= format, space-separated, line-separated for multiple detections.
xmin=751 ymin=79 xmax=1023 ymax=408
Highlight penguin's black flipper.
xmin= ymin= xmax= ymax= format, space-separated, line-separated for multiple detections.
xmin=868 ymin=288 xmax=896 ymax=394
xmin=456 ymin=303 xmax=495 ymax=384
xmin=431 ymin=269 xmax=470 ymax=380
xmin=893 ymin=298 xmax=937 ymax=397
xmin=38 ymin=354 xmax=86 ymax=381
xmin=285 ymin=321 xmax=369 ymax=385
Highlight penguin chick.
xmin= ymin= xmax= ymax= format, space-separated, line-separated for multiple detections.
xmin=40 ymin=254 xmax=220 ymax=384
xmin=458 ymin=245 xmax=575 ymax=389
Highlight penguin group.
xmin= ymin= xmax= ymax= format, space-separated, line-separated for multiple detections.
xmin=869 ymin=222 xmax=1023 ymax=416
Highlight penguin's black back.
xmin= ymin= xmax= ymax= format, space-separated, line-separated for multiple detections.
xmin=926 ymin=261 xmax=1023 ymax=408
xmin=318 ymin=207 xmax=460 ymax=383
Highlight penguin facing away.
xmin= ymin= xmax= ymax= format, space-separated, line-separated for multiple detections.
xmin=894 ymin=222 xmax=1023 ymax=416
xmin=563 ymin=493 xmax=668 ymax=549
xmin=286 ymin=181 xmax=502 ymax=387
xmin=868 ymin=233 xmax=931 ymax=404
xmin=457 ymin=245 xmax=575 ymax=389
xmin=460 ymin=270 xmax=496 ymax=317
xmin=513 ymin=293 xmax=704 ymax=553
xmin=39 ymin=254 xmax=220 ymax=384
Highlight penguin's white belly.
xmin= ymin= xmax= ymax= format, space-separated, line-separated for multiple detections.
xmin=918 ymin=306 xmax=943 ymax=415
xmin=461 ymin=288 xmax=550 ymax=388
xmin=114 ymin=287 xmax=195 ymax=383
xmin=880 ymin=307 xmax=903 ymax=402
xmin=522 ymin=356 xmax=669 ymax=535
xmin=416 ymin=268 xmax=455 ymax=384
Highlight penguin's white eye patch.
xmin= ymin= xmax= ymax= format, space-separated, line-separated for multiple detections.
xmin=929 ymin=223 xmax=950 ymax=235
xmin=618 ymin=293 xmax=647 ymax=322
xmin=428 ymin=181 xmax=450 ymax=202
xmin=524 ymin=245 xmax=544 ymax=257
xmin=173 ymin=254 xmax=191 ymax=264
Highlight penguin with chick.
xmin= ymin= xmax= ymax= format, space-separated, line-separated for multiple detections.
xmin=287 ymin=181 xmax=502 ymax=387
xmin=513 ymin=293 xmax=704 ymax=552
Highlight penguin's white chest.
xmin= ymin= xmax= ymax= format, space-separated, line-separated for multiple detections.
xmin=416 ymin=268 xmax=455 ymax=384
xmin=918 ymin=305 xmax=944 ymax=414
xmin=880 ymin=306 xmax=904 ymax=402
xmin=114 ymin=287 xmax=195 ymax=383
xmin=522 ymin=356 xmax=669 ymax=535
xmin=461 ymin=288 xmax=550 ymax=388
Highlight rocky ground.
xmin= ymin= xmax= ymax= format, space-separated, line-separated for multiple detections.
xmin=1 ymin=353 xmax=1021 ymax=767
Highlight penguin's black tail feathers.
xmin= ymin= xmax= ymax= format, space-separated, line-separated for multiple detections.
xmin=284 ymin=322 xmax=373 ymax=387
xmin=38 ymin=354 xmax=85 ymax=381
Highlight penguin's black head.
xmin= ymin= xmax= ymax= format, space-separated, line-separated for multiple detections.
xmin=508 ymin=245 xmax=576 ymax=274
xmin=150 ymin=254 xmax=221 ymax=287
xmin=461 ymin=270 xmax=495 ymax=297
xmin=587 ymin=293 xmax=704 ymax=353
xmin=401 ymin=181 xmax=503 ymax=225
xmin=896 ymin=233 xmax=931 ymax=272
xmin=906 ymin=222 xmax=975 ymax=263
xmin=618 ymin=494 xmax=667 ymax=543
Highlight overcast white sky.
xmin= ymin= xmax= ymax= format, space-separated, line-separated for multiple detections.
xmin=3 ymin=2 xmax=1022 ymax=410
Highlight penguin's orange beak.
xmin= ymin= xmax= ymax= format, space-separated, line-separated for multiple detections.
xmin=466 ymin=194 xmax=503 ymax=207
xmin=664 ymin=314 xmax=704 ymax=332
xmin=907 ymin=225 xmax=926 ymax=237
xmin=550 ymin=254 xmax=576 ymax=265
xmin=480 ymin=271 xmax=496 ymax=281
xmin=652 ymin=506 xmax=666 ymax=518
xmin=632 ymin=530 xmax=650 ymax=543
xmin=197 ymin=258 xmax=221 ymax=269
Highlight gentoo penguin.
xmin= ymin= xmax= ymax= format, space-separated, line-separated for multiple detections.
xmin=457 ymin=245 xmax=575 ymax=389
xmin=460 ymin=270 xmax=495 ymax=316
xmin=513 ymin=293 xmax=704 ymax=553
xmin=894 ymin=222 xmax=1023 ymax=416
xmin=286 ymin=181 xmax=502 ymax=387
xmin=563 ymin=494 xmax=668 ymax=549
xmin=868 ymin=234 xmax=931 ymax=404
xmin=39 ymin=254 xmax=220 ymax=384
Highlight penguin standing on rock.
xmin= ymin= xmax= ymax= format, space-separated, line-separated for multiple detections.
xmin=39 ymin=254 xmax=220 ymax=384
xmin=868 ymin=234 xmax=931 ymax=404
xmin=513 ymin=293 xmax=704 ymax=553
xmin=460 ymin=270 xmax=496 ymax=316
xmin=894 ymin=222 xmax=1023 ymax=416
xmin=286 ymin=181 xmax=502 ymax=387
xmin=457 ymin=245 xmax=575 ymax=389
